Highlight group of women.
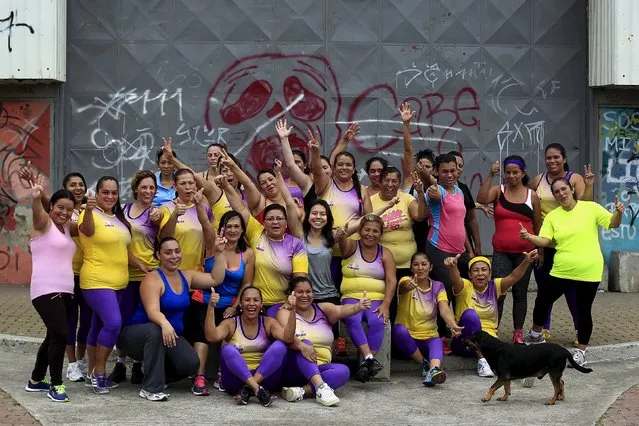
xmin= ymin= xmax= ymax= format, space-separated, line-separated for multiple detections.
xmin=22 ymin=104 xmax=623 ymax=406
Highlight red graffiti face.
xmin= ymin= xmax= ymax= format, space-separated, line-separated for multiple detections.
xmin=205 ymin=54 xmax=342 ymax=174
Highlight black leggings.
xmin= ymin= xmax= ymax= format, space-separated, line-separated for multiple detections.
xmin=532 ymin=277 xmax=599 ymax=345
xmin=31 ymin=292 xmax=74 ymax=386
xmin=493 ymin=252 xmax=532 ymax=330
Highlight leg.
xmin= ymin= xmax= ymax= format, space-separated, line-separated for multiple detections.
xmin=341 ymin=298 xmax=370 ymax=355
xmin=220 ymin=344 xmax=255 ymax=394
xmin=391 ymin=324 xmax=423 ymax=362
xmin=330 ymin=257 xmax=343 ymax=291
xmin=31 ymin=293 xmax=71 ymax=386
xmin=254 ymin=341 xmax=287 ymax=391
xmin=182 ymin=300 xmax=209 ymax=377
xmin=511 ymin=253 xmax=532 ymax=330
xmin=546 ymin=372 xmax=563 ymax=405
xmin=165 ymin=338 xmax=200 ymax=381
xmin=531 ymin=275 xmax=566 ymax=333
xmin=422 ymin=337 xmax=444 ymax=369
xmin=363 ymin=301 xmax=385 ymax=355
xmin=451 ymin=309 xmax=482 ymax=357
xmin=75 ymin=280 xmax=92 ymax=361
xmin=82 ymin=289 xmax=122 ymax=375
xmin=564 ymin=285 xmax=580 ymax=331
xmin=491 ymin=252 xmax=515 ymax=327
xmin=496 ymin=380 xmax=511 ymax=401
xmin=574 ymin=281 xmax=600 ymax=348
xmin=65 ymin=282 xmax=80 ymax=363
xmin=118 ymin=323 xmax=166 ymax=394
xmin=318 ymin=363 xmax=350 ymax=391
xmin=481 ymin=378 xmax=504 ymax=402
xmin=426 ymin=243 xmax=455 ymax=337
xmin=534 ymin=247 xmax=556 ymax=330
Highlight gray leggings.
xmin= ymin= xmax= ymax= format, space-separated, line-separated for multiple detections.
xmin=118 ymin=323 xmax=199 ymax=393
xmin=492 ymin=252 xmax=532 ymax=330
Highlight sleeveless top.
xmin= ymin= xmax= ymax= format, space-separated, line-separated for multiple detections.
xmin=128 ymin=269 xmax=190 ymax=335
xmin=303 ymin=237 xmax=339 ymax=300
xmin=192 ymin=252 xmax=246 ymax=307
xmin=228 ymin=316 xmax=270 ymax=370
xmin=426 ymin=185 xmax=466 ymax=254
xmin=492 ymin=185 xmax=535 ymax=253
xmin=536 ymin=171 xmax=574 ymax=219
xmin=340 ymin=242 xmax=386 ymax=301
xmin=295 ymin=304 xmax=334 ymax=365
xmin=30 ymin=219 xmax=76 ymax=300
xmin=124 ymin=203 xmax=159 ymax=281
xmin=320 ymin=179 xmax=362 ymax=257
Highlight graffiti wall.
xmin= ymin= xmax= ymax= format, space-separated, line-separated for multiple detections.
xmin=0 ymin=101 xmax=51 ymax=284
xmin=599 ymin=107 xmax=639 ymax=263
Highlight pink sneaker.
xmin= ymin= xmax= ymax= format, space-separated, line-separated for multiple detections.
xmin=513 ymin=329 xmax=524 ymax=344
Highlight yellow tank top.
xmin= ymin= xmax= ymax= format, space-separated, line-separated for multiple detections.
xmin=340 ymin=242 xmax=386 ymax=301
xmin=294 ymin=305 xmax=334 ymax=365
xmin=536 ymin=172 xmax=574 ymax=219
xmin=227 ymin=316 xmax=269 ymax=370
xmin=370 ymin=191 xmax=416 ymax=268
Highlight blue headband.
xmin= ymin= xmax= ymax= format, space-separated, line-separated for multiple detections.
xmin=504 ymin=158 xmax=526 ymax=170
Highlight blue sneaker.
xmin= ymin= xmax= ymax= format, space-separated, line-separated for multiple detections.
xmin=430 ymin=366 xmax=447 ymax=385
xmin=25 ymin=379 xmax=50 ymax=392
xmin=47 ymin=384 xmax=69 ymax=402
xmin=420 ymin=360 xmax=429 ymax=378
xmin=92 ymin=373 xmax=109 ymax=394
xmin=422 ymin=373 xmax=434 ymax=387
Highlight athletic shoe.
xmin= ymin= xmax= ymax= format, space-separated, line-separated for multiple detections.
xmin=573 ymin=331 xmax=579 ymax=348
xmin=233 ymin=385 xmax=251 ymax=405
xmin=523 ymin=330 xmax=546 ymax=345
xmin=92 ymin=373 xmax=109 ymax=394
xmin=255 ymin=386 xmax=276 ymax=407
xmin=315 ymin=383 xmax=339 ymax=406
xmin=139 ymin=389 xmax=169 ymax=402
xmin=567 ymin=349 xmax=587 ymax=368
xmin=85 ymin=373 xmax=93 ymax=387
xmin=108 ymin=362 xmax=126 ymax=384
xmin=282 ymin=386 xmax=305 ymax=402
xmin=334 ymin=337 xmax=348 ymax=356
xmin=542 ymin=329 xmax=552 ymax=341
xmin=477 ymin=358 xmax=494 ymax=378
xmin=78 ymin=357 xmax=88 ymax=376
xmin=366 ymin=357 xmax=383 ymax=378
xmin=212 ymin=371 xmax=225 ymax=392
xmin=522 ymin=377 xmax=536 ymax=388
xmin=512 ymin=329 xmax=524 ymax=344
xmin=442 ymin=337 xmax=453 ymax=356
xmin=419 ymin=360 xmax=429 ymax=378
xmin=47 ymin=385 xmax=69 ymax=402
xmin=131 ymin=363 xmax=143 ymax=385
xmin=191 ymin=375 xmax=209 ymax=396
xmin=66 ymin=362 xmax=84 ymax=382
xmin=429 ymin=366 xmax=446 ymax=385
xmin=25 ymin=379 xmax=50 ymax=392
xmin=355 ymin=361 xmax=370 ymax=383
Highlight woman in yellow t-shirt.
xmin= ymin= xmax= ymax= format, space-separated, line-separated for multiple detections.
xmin=393 ymin=252 xmax=461 ymax=387
xmin=444 ymin=252 xmax=538 ymax=377
xmin=520 ymin=176 xmax=624 ymax=366
xmin=78 ymin=176 xmax=132 ymax=394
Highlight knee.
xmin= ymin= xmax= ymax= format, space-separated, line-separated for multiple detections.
xmin=267 ymin=340 xmax=287 ymax=358
xmin=460 ymin=309 xmax=480 ymax=323
xmin=146 ymin=324 xmax=163 ymax=342
xmin=391 ymin=324 xmax=408 ymax=337
xmin=102 ymin=314 xmax=123 ymax=333
xmin=221 ymin=343 xmax=239 ymax=358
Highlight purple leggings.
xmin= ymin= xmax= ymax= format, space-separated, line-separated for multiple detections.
xmin=281 ymin=340 xmax=350 ymax=392
xmin=342 ymin=298 xmax=385 ymax=352
xmin=451 ymin=309 xmax=483 ymax=357
xmin=66 ymin=278 xmax=93 ymax=346
xmin=391 ymin=324 xmax=443 ymax=362
xmin=82 ymin=286 xmax=135 ymax=348
xmin=220 ymin=340 xmax=286 ymax=394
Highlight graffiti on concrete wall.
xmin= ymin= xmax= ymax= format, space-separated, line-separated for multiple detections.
xmin=0 ymin=101 xmax=51 ymax=284
xmin=600 ymin=107 xmax=639 ymax=262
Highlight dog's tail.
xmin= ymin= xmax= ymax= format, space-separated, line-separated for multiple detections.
xmin=565 ymin=352 xmax=593 ymax=373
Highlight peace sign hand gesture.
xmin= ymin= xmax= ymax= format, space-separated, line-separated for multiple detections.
xmin=583 ymin=164 xmax=595 ymax=186
xmin=307 ymin=130 xmax=320 ymax=151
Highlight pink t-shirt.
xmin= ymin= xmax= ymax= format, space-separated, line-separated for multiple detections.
xmin=426 ymin=184 xmax=466 ymax=254
xmin=30 ymin=219 xmax=76 ymax=300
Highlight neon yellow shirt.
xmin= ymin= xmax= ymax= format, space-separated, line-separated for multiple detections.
xmin=396 ymin=277 xmax=448 ymax=340
xmin=371 ymin=191 xmax=416 ymax=268
xmin=78 ymin=208 xmax=131 ymax=290
xmin=539 ymin=201 xmax=613 ymax=282
xmin=340 ymin=243 xmax=386 ymax=301
xmin=454 ymin=278 xmax=504 ymax=337
xmin=159 ymin=201 xmax=212 ymax=271
xmin=245 ymin=216 xmax=308 ymax=305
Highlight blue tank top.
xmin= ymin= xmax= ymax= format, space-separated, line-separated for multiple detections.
xmin=199 ymin=252 xmax=245 ymax=308
xmin=128 ymin=269 xmax=190 ymax=335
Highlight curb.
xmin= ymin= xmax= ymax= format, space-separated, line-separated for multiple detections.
xmin=3 ymin=333 xmax=639 ymax=372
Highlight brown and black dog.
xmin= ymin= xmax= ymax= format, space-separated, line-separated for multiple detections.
xmin=463 ymin=331 xmax=593 ymax=405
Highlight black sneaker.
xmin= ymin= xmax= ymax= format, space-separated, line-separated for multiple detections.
xmin=131 ymin=363 xmax=143 ymax=385
xmin=366 ymin=357 xmax=383 ymax=378
xmin=233 ymin=385 xmax=251 ymax=405
xmin=108 ymin=362 xmax=126 ymax=384
xmin=355 ymin=361 xmax=370 ymax=383
xmin=255 ymin=386 xmax=275 ymax=407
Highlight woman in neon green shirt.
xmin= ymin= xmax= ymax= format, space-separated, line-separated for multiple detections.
xmin=520 ymin=177 xmax=623 ymax=367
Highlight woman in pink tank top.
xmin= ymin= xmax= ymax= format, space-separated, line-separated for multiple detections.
xmin=25 ymin=176 xmax=78 ymax=403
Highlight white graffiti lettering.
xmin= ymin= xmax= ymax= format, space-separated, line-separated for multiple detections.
xmin=395 ymin=62 xmax=493 ymax=89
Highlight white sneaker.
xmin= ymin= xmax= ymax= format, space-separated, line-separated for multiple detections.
xmin=567 ymin=349 xmax=587 ymax=368
xmin=139 ymin=389 xmax=169 ymax=401
xmin=315 ymin=383 xmax=339 ymax=407
xmin=282 ymin=386 xmax=305 ymax=402
xmin=477 ymin=358 xmax=494 ymax=378
xmin=84 ymin=373 xmax=93 ymax=387
xmin=78 ymin=357 xmax=88 ymax=375
xmin=66 ymin=362 xmax=84 ymax=382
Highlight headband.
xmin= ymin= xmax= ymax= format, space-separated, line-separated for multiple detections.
xmin=504 ymin=158 xmax=526 ymax=170
xmin=469 ymin=256 xmax=492 ymax=270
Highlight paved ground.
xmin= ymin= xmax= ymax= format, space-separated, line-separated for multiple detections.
xmin=2 ymin=284 xmax=638 ymax=347
xmin=0 ymin=390 xmax=40 ymax=426
xmin=0 ymin=349 xmax=636 ymax=425
xmin=597 ymin=385 xmax=639 ymax=425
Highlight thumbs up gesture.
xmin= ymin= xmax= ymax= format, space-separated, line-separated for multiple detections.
xmin=208 ymin=287 xmax=220 ymax=307
xmin=173 ymin=201 xmax=187 ymax=217
xmin=444 ymin=254 xmax=461 ymax=269
xmin=359 ymin=290 xmax=372 ymax=310
xmin=85 ymin=190 xmax=97 ymax=211
xmin=427 ymin=183 xmax=439 ymax=199
xmin=519 ymin=222 xmax=530 ymax=240
xmin=149 ymin=205 xmax=162 ymax=224
xmin=489 ymin=161 xmax=500 ymax=177
xmin=614 ymin=195 xmax=625 ymax=214
xmin=283 ymin=294 xmax=297 ymax=311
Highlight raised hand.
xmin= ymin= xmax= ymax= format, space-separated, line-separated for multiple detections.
xmin=275 ymin=119 xmax=292 ymax=139
xmin=614 ymin=195 xmax=625 ymax=214
xmin=398 ymin=102 xmax=415 ymax=123
xmin=444 ymin=254 xmax=461 ymax=269
xmin=583 ymin=164 xmax=595 ymax=186
xmin=208 ymin=287 xmax=220 ymax=307
xmin=174 ymin=201 xmax=187 ymax=217
xmin=19 ymin=161 xmax=37 ymax=183
xmin=283 ymin=294 xmax=297 ymax=310
xmin=523 ymin=249 xmax=539 ymax=264
xmin=85 ymin=190 xmax=97 ymax=211
xmin=149 ymin=205 xmax=162 ymax=224
xmin=427 ymin=184 xmax=439 ymax=199
xmin=213 ymin=230 xmax=227 ymax=254
xmin=334 ymin=226 xmax=347 ymax=241
xmin=402 ymin=275 xmax=418 ymax=290
xmin=29 ymin=175 xmax=45 ymax=199
xmin=273 ymin=158 xmax=283 ymax=174
xmin=307 ymin=129 xmax=320 ymax=151
xmin=161 ymin=137 xmax=176 ymax=162
xmin=489 ymin=161 xmax=500 ymax=177
xmin=342 ymin=122 xmax=360 ymax=142
xmin=519 ymin=222 xmax=530 ymax=240
xmin=194 ymin=188 xmax=205 ymax=204
xmin=412 ymin=172 xmax=424 ymax=194
xmin=213 ymin=174 xmax=229 ymax=189
xmin=219 ymin=149 xmax=237 ymax=170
